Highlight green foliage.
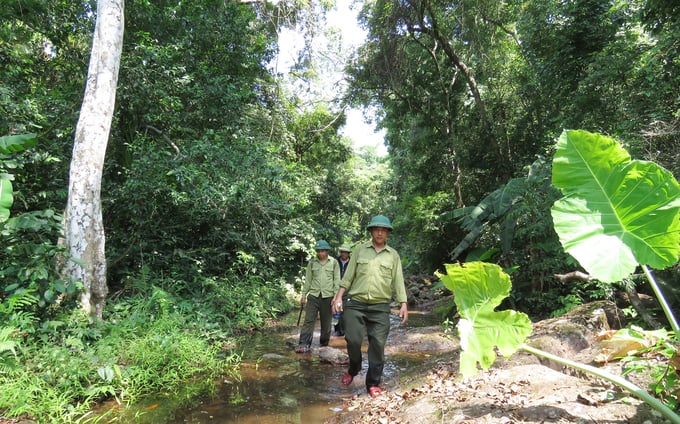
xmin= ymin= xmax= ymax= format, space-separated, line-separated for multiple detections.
xmin=614 ymin=326 xmax=680 ymax=409
xmin=394 ymin=191 xmax=459 ymax=272
xmin=0 ymin=134 xmax=38 ymax=155
xmin=449 ymin=156 xmax=556 ymax=258
xmin=104 ymin=128 xmax=311 ymax=283
xmin=518 ymin=0 xmax=621 ymax=112
xmin=0 ymin=326 xmax=19 ymax=373
xmin=0 ymin=293 xmax=241 ymax=423
xmin=444 ymin=156 xmax=578 ymax=318
xmin=1 ymin=133 xmax=81 ymax=331
xmin=0 ymin=134 xmax=37 ymax=222
xmin=0 ymin=289 xmax=40 ymax=331
xmin=436 ymin=262 xmax=532 ymax=377
xmin=440 ymin=258 xmax=680 ymax=422
xmin=118 ymin=0 xmax=274 ymax=137
xmin=611 ymin=326 xmax=680 ymax=409
xmin=0 ymin=206 xmax=79 ymax=326
xmin=3 ymin=0 xmax=680 ymax=417
xmin=1 ymin=0 xmax=89 ymax=210
xmin=109 ymin=266 xmax=294 ymax=335
xmin=549 ymin=279 xmax=617 ymax=318
xmin=442 ymin=130 xmax=680 ymax=421
xmin=0 ymin=179 xmax=11 ymax=223
xmin=551 ymin=130 xmax=680 ymax=283
xmin=117 ymin=318 xmax=230 ymax=402
xmin=347 ymin=0 xmax=680 ymax=279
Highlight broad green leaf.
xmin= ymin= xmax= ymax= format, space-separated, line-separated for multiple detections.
xmin=551 ymin=130 xmax=680 ymax=282
xmin=0 ymin=179 xmax=13 ymax=222
xmin=436 ymin=262 xmax=532 ymax=377
xmin=0 ymin=133 xmax=37 ymax=154
xmin=449 ymin=157 xmax=552 ymax=260
xmin=4 ymin=283 xmax=20 ymax=293
xmin=97 ymin=366 xmax=115 ymax=383
xmin=44 ymin=289 xmax=56 ymax=303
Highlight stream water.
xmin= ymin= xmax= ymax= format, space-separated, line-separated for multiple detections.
xmin=102 ymin=310 xmax=441 ymax=424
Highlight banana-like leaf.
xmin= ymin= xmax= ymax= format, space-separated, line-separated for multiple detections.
xmin=0 ymin=133 xmax=37 ymax=154
xmin=0 ymin=179 xmax=12 ymax=222
xmin=551 ymin=130 xmax=680 ymax=282
xmin=0 ymin=133 xmax=36 ymax=222
xmin=436 ymin=262 xmax=532 ymax=377
xmin=449 ymin=157 xmax=551 ymax=260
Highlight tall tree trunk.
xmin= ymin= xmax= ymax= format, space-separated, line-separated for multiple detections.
xmin=61 ymin=0 xmax=124 ymax=319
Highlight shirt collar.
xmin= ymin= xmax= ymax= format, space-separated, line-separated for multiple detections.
xmin=363 ymin=241 xmax=392 ymax=253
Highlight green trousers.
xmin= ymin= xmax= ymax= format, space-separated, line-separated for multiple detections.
xmin=299 ymin=294 xmax=333 ymax=347
xmin=342 ymin=299 xmax=391 ymax=389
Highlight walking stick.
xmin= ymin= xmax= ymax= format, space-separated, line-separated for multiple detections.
xmin=296 ymin=304 xmax=303 ymax=326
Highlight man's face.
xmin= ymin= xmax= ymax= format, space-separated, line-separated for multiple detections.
xmin=370 ymin=227 xmax=390 ymax=245
xmin=317 ymin=249 xmax=329 ymax=260
xmin=339 ymin=250 xmax=349 ymax=260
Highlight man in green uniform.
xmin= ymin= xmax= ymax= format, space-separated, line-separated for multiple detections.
xmin=333 ymin=243 xmax=353 ymax=336
xmin=332 ymin=215 xmax=408 ymax=397
xmin=296 ymin=240 xmax=340 ymax=353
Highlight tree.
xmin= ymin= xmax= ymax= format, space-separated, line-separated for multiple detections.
xmin=61 ymin=0 xmax=124 ymax=319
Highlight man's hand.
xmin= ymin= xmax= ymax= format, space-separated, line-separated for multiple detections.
xmin=332 ymin=297 xmax=343 ymax=314
xmin=399 ymin=302 xmax=408 ymax=324
xmin=300 ymin=295 xmax=307 ymax=305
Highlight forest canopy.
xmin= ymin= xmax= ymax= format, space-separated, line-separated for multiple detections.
xmin=1 ymin=0 xmax=678 ymax=322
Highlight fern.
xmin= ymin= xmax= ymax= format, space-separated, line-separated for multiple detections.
xmin=0 ymin=290 xmax=39 ymax=333
xmin=0 ymin=326 xmax=19 ymax=373
xmin=0 ymin=289 xmax=39 ymax=315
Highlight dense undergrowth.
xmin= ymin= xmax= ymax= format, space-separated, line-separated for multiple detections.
xmin=0 ymin=271 xmax=295 ymax=423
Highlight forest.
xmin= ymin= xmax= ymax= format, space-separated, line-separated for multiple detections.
xmin=1 ymin=0 xmax=680 ymax=422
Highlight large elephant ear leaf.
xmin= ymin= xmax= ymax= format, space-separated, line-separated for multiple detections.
xmin=436 ymin=262 xmax=532 ymax=377
xmin=551 ymin=129 xmax=680 ymax=282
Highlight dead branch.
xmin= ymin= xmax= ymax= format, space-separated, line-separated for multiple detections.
xmin=623 ymin=282 xmax=663 ymax=330
xmin=554 ymin=270 xmax=592 ymax=284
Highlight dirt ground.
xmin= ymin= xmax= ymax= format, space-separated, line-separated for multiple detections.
xmin=326 ymin=301 xmax=672 ymax=424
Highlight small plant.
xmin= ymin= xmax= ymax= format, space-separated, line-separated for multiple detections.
xmin=438 ymin=261 xmax=680 ymax=423
xmin=0 ymin=326 xmax=19 ymax=373
xmin=2 ymin=133 xmax=82 ymax=328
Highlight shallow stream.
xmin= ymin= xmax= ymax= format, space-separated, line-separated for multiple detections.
xmin=103 ymin=310 xmax=442 ymax=423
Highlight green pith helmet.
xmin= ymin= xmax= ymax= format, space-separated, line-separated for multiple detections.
xmin=314 ymin=240 xmax=331 ymax=251
xmin=366 ymin=214 xmax=393 ymax=230
xmin=338 ymin=243 xmax=352 ymax=252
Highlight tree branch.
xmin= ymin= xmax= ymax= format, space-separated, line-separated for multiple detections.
xmin=144 ymin=125 xmax=180 ymax=158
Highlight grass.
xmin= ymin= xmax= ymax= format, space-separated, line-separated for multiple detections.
xmin=0 ymin=273 xmax=294 ymax=423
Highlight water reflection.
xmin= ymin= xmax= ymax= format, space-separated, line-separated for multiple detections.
xmin=110 ymin=310 xmax=442 ymax=423
xmin=176 ymin=332 xmax=348 ymax=423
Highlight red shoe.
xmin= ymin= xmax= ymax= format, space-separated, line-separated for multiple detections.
xmin=341 ymin=372 xmax=353 ymax=386
xmin=368 ymin=386 xmax=383 ymax=398
xmin=295 ymin=345 xmax=310 ymax=354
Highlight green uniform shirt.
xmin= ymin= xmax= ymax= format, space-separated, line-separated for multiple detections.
xmin=303 ymin=256 xmax=340 ymax=298
xmin=340 ymin=241 xmax=407 ymax=304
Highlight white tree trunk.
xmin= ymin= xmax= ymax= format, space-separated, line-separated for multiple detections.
xmin=62 ymin=0 xmax=124 ymax=319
